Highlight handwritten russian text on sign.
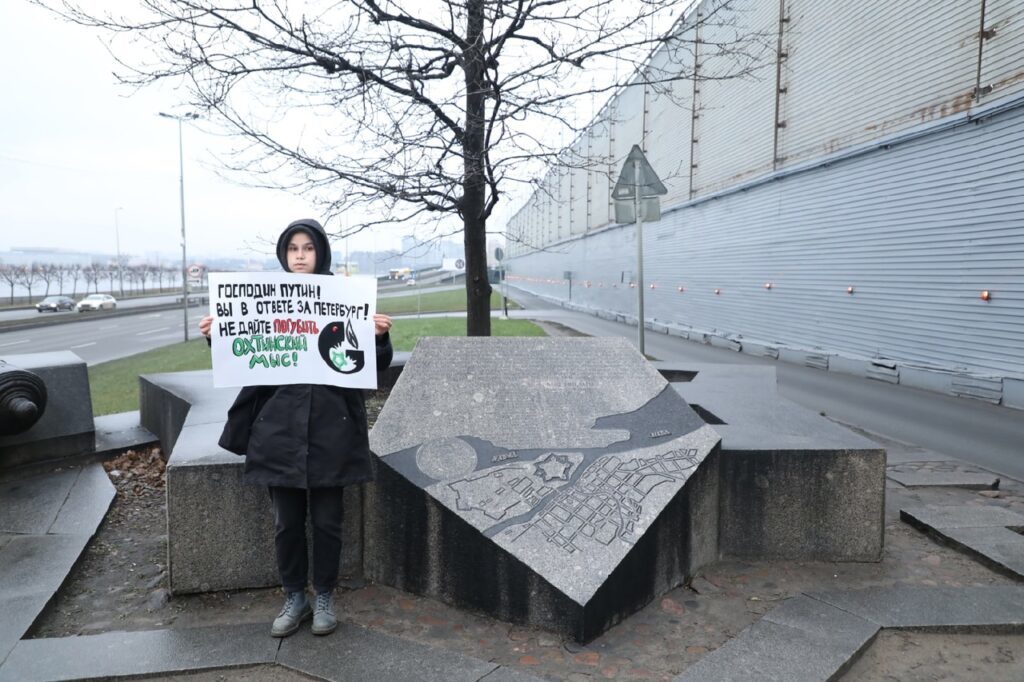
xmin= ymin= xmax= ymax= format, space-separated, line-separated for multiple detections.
xmin=208 ymin=272 xmax=378 ymax=389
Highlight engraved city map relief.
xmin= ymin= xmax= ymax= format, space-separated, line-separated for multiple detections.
xmin=370 ymin=337 xmax=721 ymax=608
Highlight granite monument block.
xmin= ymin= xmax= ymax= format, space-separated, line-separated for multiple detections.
xmin=365 ymin=337 xmax=721 ymax=642
xmin=0 ymin=352 xmax=94 ymax=470
xmin=143 ymin=371 xmax=366 ymax=593
xmin=659 ymin=362 xmax=886 ymax=561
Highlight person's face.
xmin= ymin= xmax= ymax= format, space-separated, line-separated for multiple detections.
xmin=287 ymin=231 xmax=316 ymax=273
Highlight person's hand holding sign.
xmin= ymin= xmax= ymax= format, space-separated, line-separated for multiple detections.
xmin=374 ymin=314 xmax=392 ymax=337
xmin=199 ymin=315 xmax=213 ymax=339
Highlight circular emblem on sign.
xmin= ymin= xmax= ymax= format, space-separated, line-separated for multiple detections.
xmin=455 ymin=258 xmax=465 ymax=269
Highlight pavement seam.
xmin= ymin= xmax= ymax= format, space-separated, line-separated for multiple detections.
xmin=44 ymin=466 xmax=83 ymax=536
xmin=801 ymin=590 xmax=885 ymax=628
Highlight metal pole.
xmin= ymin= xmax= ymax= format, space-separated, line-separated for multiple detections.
xmin=114 ymin=207 xmax=124 ymax=298
xmin=635 ymin=159 xmax=645 ymax=356
xmin=177 ymin=119 xmax=189 ymax=342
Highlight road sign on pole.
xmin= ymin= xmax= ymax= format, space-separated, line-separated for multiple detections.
xmin=612 ymin=145 xmax=666 ymax=357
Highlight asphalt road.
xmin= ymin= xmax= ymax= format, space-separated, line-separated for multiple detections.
xmin=0 ymin=294 xmax=193 ymax=323
xmin=0 ymin=307 xmax=208 ymax=366
xmin=505 ymin=289 xmax=1024 ymax=481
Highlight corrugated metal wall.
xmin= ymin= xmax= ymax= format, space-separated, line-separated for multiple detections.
xmin=981 ymin=0 xmax=1024 ymax=102
xmin=502 ymin=0 xmax=1024 ymax=390
xmin=508 ymin=100 xmax=1024 ymax=380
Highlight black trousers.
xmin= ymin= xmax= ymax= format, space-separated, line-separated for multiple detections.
xmin=268 ymin=486 xmax=344 ymax=594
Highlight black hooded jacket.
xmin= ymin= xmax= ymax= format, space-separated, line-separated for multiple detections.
xmin=217 ymin=218 xmax=393 ymax=488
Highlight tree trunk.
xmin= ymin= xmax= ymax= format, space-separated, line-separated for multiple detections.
xmin=463 ymin=0 xmax=492 ymax=336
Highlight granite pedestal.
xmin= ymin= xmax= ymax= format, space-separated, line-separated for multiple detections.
xmin=658 ymin=362 xmax=886 ymax=561
xmin=365 ymin=338 xmax=721 ymax=642
xmin=0 ymin=352 xmax=94 ymax=470
xmin=143 ymin=372 xmax=364 ymax=594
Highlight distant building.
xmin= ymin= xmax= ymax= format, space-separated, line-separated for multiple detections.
xmin=0 ymin=247 xmax=94 ymax=267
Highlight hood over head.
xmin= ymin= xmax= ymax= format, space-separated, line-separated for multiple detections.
xmin=276 ymin=218 xmax=332 ymax=275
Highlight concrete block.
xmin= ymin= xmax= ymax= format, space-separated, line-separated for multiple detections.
xmin=0 ymin=352 xmax=94 ymax=469
xmin=899 ymin=366 xmax=955 ymax=395
xmin=1002 ymin=376 xmax=1024 ymax=410
xmin=146 ymin=371 xmax=366 ymax=594
xmin=366 ymin=337 xmax=721 ymax=642
xmin=827 ymin=355 xmax=871 ymax=379
xmin=664 ymin=362 xmax=886 ymax=562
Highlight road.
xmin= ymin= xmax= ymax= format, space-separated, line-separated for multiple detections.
xmin=504 ymin=289 xmax=1024 ymax=481
xmin=0 ymin=308 xmax=207 ymax=365
xmin=0 ymin=294 xmax=196 ymax=323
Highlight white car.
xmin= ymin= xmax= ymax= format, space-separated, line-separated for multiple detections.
xmin=76 ymin=294 xmax=117 ymax=312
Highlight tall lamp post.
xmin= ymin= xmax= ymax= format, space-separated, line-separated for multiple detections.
xmin=159 ymin=111 xmax=200 ymax=342
xmin=114 ymin=206 xmax=124 ymax=297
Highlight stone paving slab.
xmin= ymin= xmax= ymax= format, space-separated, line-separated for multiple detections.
xmin=0 ymin=534 xmax=90 ymax=601
xmin=923 ymin=525 xmax=1024 ymax=580
xmin=0 ymin=468 xmax=78 ymax=534
xmin=887 ymin=461 xmax=1000 ymax=489
xmin=901 ymin=505 xmax=1024 ymax=580
xmin=676 ymin=595 xmax=878 ymax=681
xmin=277 ymin=621 xmax=503 ymax=682
xmin=806 ymin=586 xmax=1024 ymax=630
xmin=478 ymin=666 xmax=548 ymax=681
xmin=49 ymin=464 xmax=116 ymax=536
xmin=0 ymin=623 xmax=278 ymax=682
xmin=93 ymin=410 xmax=159 ymax=457
xmin=901 ymin=505 xmax=1024 ymax=530
xmin=0 ymin=594 xmax=44 ymax=667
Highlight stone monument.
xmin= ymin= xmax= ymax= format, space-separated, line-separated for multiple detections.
xmin=365 ymin=337 xmax=721 ymax=642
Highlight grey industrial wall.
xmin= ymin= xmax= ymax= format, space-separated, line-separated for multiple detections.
xmin=502 ymin=0 xmax=1024 ymax=407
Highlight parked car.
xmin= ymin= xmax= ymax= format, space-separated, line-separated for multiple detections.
xmin=35 ymin=295 xmax=76 ymax=313
xmin=76 ymin=294 xmax=117 ymax=312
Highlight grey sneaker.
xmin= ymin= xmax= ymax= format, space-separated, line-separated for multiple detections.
xmin=271 ymin=591 xmax=312 ymax=638
xmin=312 ymin=591 xmax=337 ymax=636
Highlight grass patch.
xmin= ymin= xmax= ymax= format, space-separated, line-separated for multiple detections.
xmin=87 ymin=319 xmax=546 ymax=415
xmin=378 ymin=289 xmax=519 ymax=315
xmin=390 ymin=318 xmax=545 ymax=352
xmin=88 ymin=339 xmax=212 ymax=417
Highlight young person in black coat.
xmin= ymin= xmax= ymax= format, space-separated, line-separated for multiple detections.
xmin=199 ymin=218 xmax=393 ymax=637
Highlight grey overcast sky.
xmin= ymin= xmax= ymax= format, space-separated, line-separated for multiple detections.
xmin=0 ymin=2 xmax=405 ymax=261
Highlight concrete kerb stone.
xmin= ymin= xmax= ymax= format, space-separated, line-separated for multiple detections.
xmin=655 ymin=361 xmax=886 ymax=562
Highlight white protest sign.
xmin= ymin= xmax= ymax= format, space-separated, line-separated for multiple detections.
xmin=208 ymin=272 xmax=378 ymax=389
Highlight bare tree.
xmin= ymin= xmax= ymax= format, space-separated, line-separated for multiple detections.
xmin=46 ymin=0 xmax=763 ymax=334
xmin=83 ymin=264 xmax=101 ymax=294
xmin=0 ymin=264 xmax=17 ymax=306
xmin=68 ymin=263 xmax=82 ymax=297
xmin=17 ymin=264 xmax=41 ymax=302
xmin=54 ymin=264 xmax=68 ymax=295
xmin=37 ymin=263 xmax=58 ymax=297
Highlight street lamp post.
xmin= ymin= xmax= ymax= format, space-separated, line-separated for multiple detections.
xmin=114 ymin=206 xmax=124 ymax=298
xmin=159 ymin=111 xmax=200 ymax=342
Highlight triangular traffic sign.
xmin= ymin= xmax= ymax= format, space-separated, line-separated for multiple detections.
xmin=612 ymin=145 xmax=667 ymax=199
